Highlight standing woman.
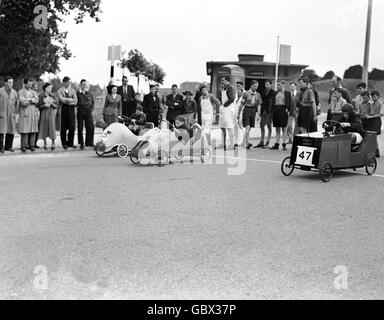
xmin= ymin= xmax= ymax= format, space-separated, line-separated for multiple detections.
xmin=200 ymin=85 xmax=220 ymax=145
xmin=102 ymin=85 xmax=122 ymax=126
xmin=38 ymin=83 xmax=58 ymax=151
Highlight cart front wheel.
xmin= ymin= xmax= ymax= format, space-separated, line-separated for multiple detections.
xmin=366 ymin=157 xmax=377 ymax=176
xmin=281 ymin=157 xmax=294 ymax=176
xmin=117 ymin=144 xmax=129 ymax=158
xmin=130 ymin=154 xmax=141 ymax=164
xmin=201 ymin=148 xmax=212 ymax=163
xmin=319 ymin=161 xmax=333 ymax=182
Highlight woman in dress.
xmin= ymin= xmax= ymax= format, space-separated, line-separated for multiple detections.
xmin=102 ymin=85 xmax=122 ymax=126
xmin=200 ymin=85 xmax=220 ymax=145
xmin=38 ymin=83 xmax=58 ymax=150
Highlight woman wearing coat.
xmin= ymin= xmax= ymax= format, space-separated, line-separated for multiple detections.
xmin=102 ymin=85 xmax=122 ymax=126
xmin=38 ymin=83 xmax=58 ymax=151
xmin=18 ymin=78 xmax=40 ymax=153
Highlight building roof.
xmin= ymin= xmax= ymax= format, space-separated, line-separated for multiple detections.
xmin=207 ymin=60 xmax=309 ymax=68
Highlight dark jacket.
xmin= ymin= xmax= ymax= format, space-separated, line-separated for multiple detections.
xmin=117 ymin=85 xmax=135 ymax=104
xmin=338 ymin=114 xmax=365 ymax=136
xmin=271 ymin=90 xmax=292 ymax=115
xmin=261 ymin=88 xmax=276 ymax=114
xmin=165 ymin=93 xmax=184 ymax=121
xmin=143 ymin=93 xmax=161 ymax=124
xmin=76 ymin=90 xmax=95 ymax=111
xmin=130 ymin=112 xmax=147 ymax=126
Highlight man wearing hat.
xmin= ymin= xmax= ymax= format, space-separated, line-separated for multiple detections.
xmin=182 ymin=90 xmax=197 ymax=128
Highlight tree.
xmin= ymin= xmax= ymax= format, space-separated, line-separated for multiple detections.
xmin=343 ymin=65 xmax=363 ymax=79
xmin=323 ymin=71 xmax=335 ymax=80
xmin=301 ymin=69 xmax=320 ymax=82
xmin=120 ymin=49 xmax=166 ymax=89
xmin=0 ymin=0 xmax=101 ymax=80
xmin=369 ymin=68 xmax=384 ymax=81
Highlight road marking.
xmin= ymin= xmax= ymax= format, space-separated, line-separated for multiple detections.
xmin=213 ymin=155 xmax=384 ymax=179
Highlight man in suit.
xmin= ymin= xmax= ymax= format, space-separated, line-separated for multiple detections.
xmin=328 ymin=76 xmax=352 ymax=105
xmin=77 ymin=79 xmax=95 ymax=150
xmin=57 ymin=76 xmax=78 ymax=149
xmin=117 ymin=76 xmax=136 ymax=117
xmin=143 ymin=85 xmax=161 ymax=127
xmin=165 ymin=84 xmax=184 ymax=125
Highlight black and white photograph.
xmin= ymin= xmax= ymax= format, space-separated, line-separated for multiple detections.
xmin=1 ymin=0 xmax=384 ymax=307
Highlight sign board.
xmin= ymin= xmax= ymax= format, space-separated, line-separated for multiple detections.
xmin=279 ymin=44 xmax=291 ymax=65
xmin=249 ymin=71 xmax=264 ymax=77
xmin=108 ymin=45 xmax=121 ymax=61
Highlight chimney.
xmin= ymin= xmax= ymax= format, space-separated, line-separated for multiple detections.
xmin=238 ymin=54 xmax=264 ymax=62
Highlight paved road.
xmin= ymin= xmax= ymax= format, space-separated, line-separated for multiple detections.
xmin=1 ymin=138 xmax=384 ymax=300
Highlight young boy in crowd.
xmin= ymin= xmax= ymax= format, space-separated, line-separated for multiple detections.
xmin=359 ymin=91 xmax=373 ymax=131
xmin=182 ymin=91 xmax=197 ymax=128
xmin=370 ymin=91 xmax=383 ymax=157
xmin=173 ymin=115 xmax=193 ymax=144
xmin=353 ymin=82 xmax=367 ymax=115
xmin=129 ymin=105 xmax=147 ymax=135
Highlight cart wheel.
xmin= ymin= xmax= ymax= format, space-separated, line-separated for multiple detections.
xmin=365 ymin=157 xmax=377 ymax=176
xmin=281 ymin=157 xmax=294 ymax=176
xmin=200 ymin=148 xmax=212 ymax=163
xmin=174 ymin=149 xmax=184 ymax=161
xmin=117 ymin=144 xmax=129 ymax=158
xmin=95 ymin=150 xmax=104 ymax=157
xmin=158 ymin=150 xmax=169 ymax=167
xmin=130 ymin=154 xmax=141 ymax=164
xmin=319 ymin=161 xmax=333 ymax=182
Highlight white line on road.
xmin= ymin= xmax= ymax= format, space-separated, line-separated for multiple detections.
xmin=213 ymin=155 xmax=384 ymax=179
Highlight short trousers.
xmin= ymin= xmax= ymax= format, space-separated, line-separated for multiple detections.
xmin=242 ymin=107 xmax=257 ymax=128
xmin=272 ymin=106 xmax=288 ymax=128
xmin=260 ymin=112 xmax=272 ymax=127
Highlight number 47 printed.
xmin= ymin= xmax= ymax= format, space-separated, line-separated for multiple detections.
xmin=295 ymin=146 xmax=317 ymax=167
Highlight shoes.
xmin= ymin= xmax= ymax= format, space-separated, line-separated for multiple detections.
xmin=21 ymin=148 xmax=27 ymax=153
xmin=80 ymin=145 xmax=85 ymax=150
xmin=72 ymin=146 xmax=77 ymax=149
xmin=51 ymin=145 xmax=56 ymax=151
xmin=0 ymin=149 xmax=4 ymax=154
xmin=44 ymin=145 xmax=48 ymax=151
xmin=282 ymin=143 xmax=287 ymax=151
xmin=254 ymin=142 xmax=264 ymax=148
xmin=34 ymin=145 xmax=40 ymax=149
xmin=4 ymin=148 xmax=14 ymax=152
xmin=63 ymin=145 xmax=68 ymax=150
xmin=270 ymin=143 xmax=279 ymax=150
xmin=246 ymin=143 xmax=253 ymax=150
xmin=30 ymin=147 xmax=36 ymax=152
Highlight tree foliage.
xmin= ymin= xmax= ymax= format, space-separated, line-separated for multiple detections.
xmin=343 ymin=65 xmax=363 ymax=79
xmin=323 ymin=70 xmax=335 ymax=80
xmin=0 ymin=0 xmax=101 ymax=79
xmin=369 ymin=68 xmax=384 ymax=81
xmin=301 ymin=69 xmax=320 ymax=82
xmin=121 ymin=49 xmax=166 ymax=85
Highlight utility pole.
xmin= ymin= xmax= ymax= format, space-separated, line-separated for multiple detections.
xmin=275 ymin=36 xmax=280 ymax=91
xmin=362 ymin=0 xmax=373 ymax=85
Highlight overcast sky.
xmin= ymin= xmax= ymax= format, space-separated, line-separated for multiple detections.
xmin=57 ymin=0 xmax=384 ymax=88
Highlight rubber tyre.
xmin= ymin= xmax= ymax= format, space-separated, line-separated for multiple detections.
xmin=281 ymin=157 xmax=294 ymax=176
xmin=319 ymin=161 xmax=333 ymax=183
xmin=117 ymin=144 xmax=129 ymax=158
xmin=366 ymin=157 xmax=377 ymax=176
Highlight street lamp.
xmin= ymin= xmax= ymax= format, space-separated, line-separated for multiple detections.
xmin=362 ymin=0 xmax=373 ymax=85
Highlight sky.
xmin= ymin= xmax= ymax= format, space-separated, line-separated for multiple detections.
xmin=56 ymin=0 xmax=384 ymax=88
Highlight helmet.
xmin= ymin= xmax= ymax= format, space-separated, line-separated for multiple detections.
xmin=341 ymin=103 xmax=354 ymax=114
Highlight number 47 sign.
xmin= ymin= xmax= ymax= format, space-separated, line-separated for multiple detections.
xmin=295 ymin=146 xmax=317 ymax=167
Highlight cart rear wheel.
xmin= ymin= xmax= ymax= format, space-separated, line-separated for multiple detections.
xmin=117 ymin=144 xmax=129 ymax=158
xmin=319 ymin=161 xmax=333 ymax=182
xmin=201 ymin=148 xmax=212 ymax=163
xmin=130 ymin=154 xmax=141 ymax=164
xmin=281 ymin=157 xmax=294 ymax=176
xmin=158 ymin=150 xmax=169 ymax=167
xmin=366 ymin=157 xmax=377 ymax=176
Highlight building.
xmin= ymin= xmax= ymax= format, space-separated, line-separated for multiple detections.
xmin=206 ymin=54 xmax=308 ymax=97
